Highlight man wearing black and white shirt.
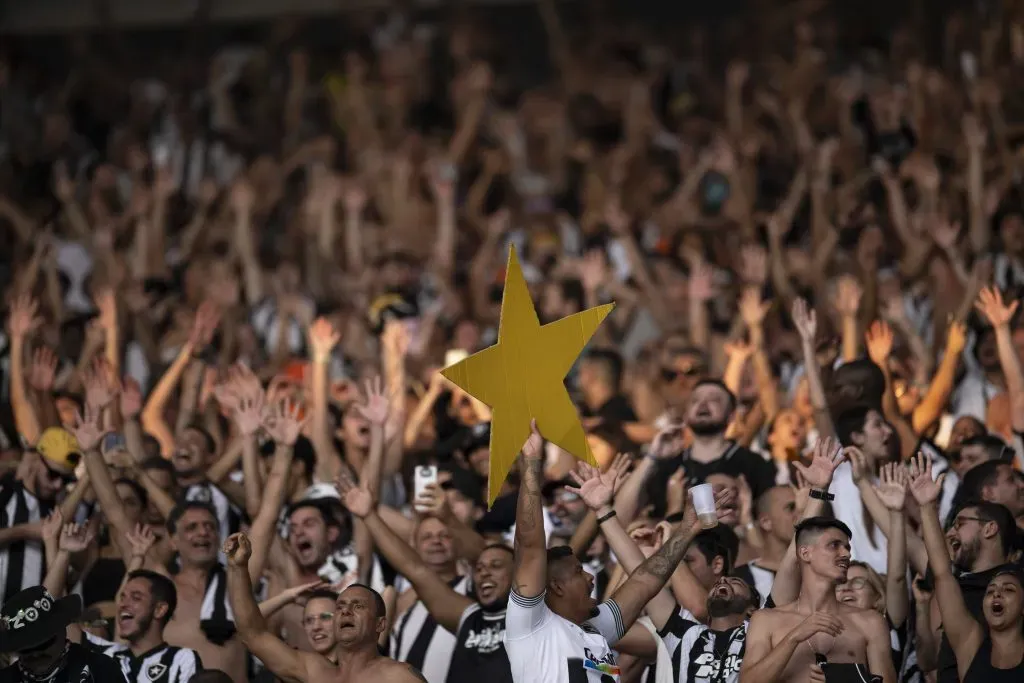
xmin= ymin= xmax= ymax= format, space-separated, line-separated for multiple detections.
xmin=339 ymin=473 xmax=513 ymax=683
xmin=504 ymin=422 xmax=723 ymax=683
xmin=0 ymin=428 xmax=81 ymax=605
xmin=99 ymin=570 xmax=202 ymax=683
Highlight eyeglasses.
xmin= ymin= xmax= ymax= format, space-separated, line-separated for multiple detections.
xmin=842 ymin=578 xmax=870 ymax=590
xmin=303 ymin=612 xmax=334 ymax=627
xmin=952 ymin=515 xmax=990 ymax=530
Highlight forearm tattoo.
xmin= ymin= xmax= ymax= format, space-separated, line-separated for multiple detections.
xmin=516 ymin=455 xmax=543 ymax=534
xmin=637 ymin=529 xmax=692 ymax=581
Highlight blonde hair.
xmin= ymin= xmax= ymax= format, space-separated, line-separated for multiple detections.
xmin=847 ymin=560 xmax=886 ymax=614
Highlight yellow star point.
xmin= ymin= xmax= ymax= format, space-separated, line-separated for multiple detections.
xmin=441 ymin=247 xmax=614 ymax=506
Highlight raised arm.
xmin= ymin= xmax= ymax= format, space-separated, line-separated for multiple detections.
xmin=225 ymin=533 xmax=312 ymax=683
xmin=976 ymin=287 xmax=1024 ymax=462
xmin=791 ymin=298 xmax=835 ymax=438
xmin=873 ymin=463 xmax=909 ymax=628
xmin=247 ymin=399 xmax=301 ymax=584
xmin=907 ymin=452 xmax=984 ymax=679
xmin=307 ymin=318 xmax=341 ymax=483
xmin=610 ymin=486 xmax=734 ymax=632
xmin=770 ymin=437 xmax=845 ymax=606
xmin=338 ymin=476 xmax=473 ymax=633
xmin=8 ymin=295 xmax=43 ymax=445
xmin=512 ymin=421 xmax=547 ymax=599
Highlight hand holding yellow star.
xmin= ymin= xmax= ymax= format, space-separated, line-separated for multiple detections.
xmin=442 ymin=247 xmax=614 ymax=505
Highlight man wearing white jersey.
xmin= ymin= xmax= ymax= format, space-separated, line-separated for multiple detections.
xmin=504 ymin=421 xmax=729 ymax=683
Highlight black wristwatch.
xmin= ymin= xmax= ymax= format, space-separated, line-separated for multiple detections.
xmin=809 ymin=488 xmax=835 ymax=502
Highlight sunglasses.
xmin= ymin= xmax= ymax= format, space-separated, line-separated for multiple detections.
xmin=660 ymin=365 xmax=705 ymax=382
xmin=40 ymin=458 xmax=76 ymax=486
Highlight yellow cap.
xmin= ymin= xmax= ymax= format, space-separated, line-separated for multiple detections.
xmin=35 ymin=428 xmax=81 ymax=470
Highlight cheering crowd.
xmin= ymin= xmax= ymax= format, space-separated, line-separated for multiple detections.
xmin=3 ymin=1 xmax=1024 ymax=682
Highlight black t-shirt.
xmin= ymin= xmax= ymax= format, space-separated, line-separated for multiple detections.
xmin=647 ymin=442 xmax=777 ymax=515
xmin=446 ymin=603 xmax=511 ymax=683
xmin=937 ymin=563 xmax=1018 ymax=683
xmin=0 ymin=642 xmax=128 ymax=683
xmin=581 ymin=394 xmax=638 ymax=424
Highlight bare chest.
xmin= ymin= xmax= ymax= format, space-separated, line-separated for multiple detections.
xmin=165 ymin=580 xmax=247 ymax=683
xmin=771 ymin=614 xmax=869 ymax=683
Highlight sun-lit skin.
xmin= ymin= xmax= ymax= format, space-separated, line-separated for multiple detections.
xmin=472 ymin=547 xmax=513 ymax=608
xmin=835 ymin=564 xmax=884 ymax=613
xmin=302 ymin=597 xmax=337 ymax=655
xmin=332 ymin=586 xmax=386 ymax=647
xmin=982 ymin=573 xmax=1024 ymax=632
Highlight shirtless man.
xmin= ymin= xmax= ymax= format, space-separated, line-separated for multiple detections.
xmin=71 ymin=399 xmax=296 ymax=683
xmin=224 ymin=532 xmax=426 ymax=683
xmin=740 ymin=516 xmax=897 ymax=683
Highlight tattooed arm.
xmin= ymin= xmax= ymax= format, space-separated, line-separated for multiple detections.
xmin=512 ymin=421 xmax=547 ymax=599
xmin=609 ymin=515 xmax=700 ymax=631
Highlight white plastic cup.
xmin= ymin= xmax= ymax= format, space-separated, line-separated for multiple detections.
xmin=690 ymin=484 xmax=718 ymax=528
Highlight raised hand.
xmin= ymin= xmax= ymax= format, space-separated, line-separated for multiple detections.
xmin=834 ymin=275 xmax=863 ymax=318
xmin=354 ymin=376 xmax=389 ymax=426
xmin=648 ymin=422 xmax=685 ymax=460
xmin=8 ymin=294 xmax=41 ymax=340
xmin=791 ymin=469 xmax=811 ymax=514
xmin=126 ymin=524 xmax=157 ymax=559
xmin=120 ymin=377 xmax=143 ymax=420
xmin=791 ymin=298 xmax=817 ymax=343
xmin=864 ymin=320 xmax=894 ymax=367
xmin=873 ymin=462 xmax=908 ymax=511
xmin=262 ymin=397 xmax=307 ymax=446
xmin=738 ymin=287 xmax=771 ymax=330
xmin=975 ymin=286 xmax=1019 ymax=330
xmin=381 ymin=320 xmax=411 ymax=359
xmin=28 ymin=347 xmax=58 ymax=393
xmin=739 ymin=245 xmax=768 ymax=286
xmin=41 ymin=509 xmax=64 ymax=547
xmin=724 ymin=339 xmax=754 ymax=362
xmin=188 ymin=301 xmax=221 ymax=349
xmin=59 ymin=522 xmax=96 ymax=554
xmin=95 ymin=288 xmax=117 ymax=332
xmin=666 ymin=467 xmax=688 ymax=515
xmin=566 ymin=461 xmax=621 ymax=511
xmin=907 ymin=452 xmax=945 ymax=507
xmin=223 ymin=532 xmax=252 ymax=567
xmin=578 ymin=250 xmax=608 ymax=294
xmin=521 ymin=419 xmax=544 ymax=461
xmin=414 ymin=482 xmax=452 ymax=520
xmin=68 ymin=406 xmax=104 ymax=452
xmin=234 ymin=390 xmax=266 ymax=437
xmin=793 ymin=437 xmax=845 ymax=490
xmin=335 ymin=471 xmax=373 ymax=518
xmin=308 ymin=317 xmax=341 ymax=363
xmin=281 ymin=580 xmax=329 ymax=606
xmin=844 ymin=446 xmax=870 ymax=484
xmin=911 ymin=575 xmax=933 ymax=605
xmin=83 ymin=357 xmax=119 ymax=410
xmin=945 ymin=319 xmax=967 ymax=356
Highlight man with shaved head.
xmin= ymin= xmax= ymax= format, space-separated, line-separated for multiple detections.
xmin=733 ymin=486 xmax=800 ymax=604
xmin=224 ymin=532 xmax=426 ymax=683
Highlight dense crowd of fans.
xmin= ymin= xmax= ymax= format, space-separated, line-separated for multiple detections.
xmin=1 ymin=1 xmax=1024 ymax=682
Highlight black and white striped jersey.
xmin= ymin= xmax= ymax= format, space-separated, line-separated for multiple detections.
xmin=659 ymin=608 xmax=747 ymax=683
xmin=101 ymin=642 xmax=202 ymax=683
xmin=0 ymin=475 xmax=51 ymax=606
xmin=391 ymin=575 xmax=472 ymax=683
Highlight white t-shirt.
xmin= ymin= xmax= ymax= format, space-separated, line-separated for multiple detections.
xmin=504 ymin=590 xmax=625 ymax=683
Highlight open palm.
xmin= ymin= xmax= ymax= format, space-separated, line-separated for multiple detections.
xmin=567 ymin=462 xmax=619 ymax=511
xmin=907 ymin=452 xmax=944 ymax=506
xmin=873 ymin=463 xmax=907 ymax=511
xmin=793 ymin=436 xmax=844 ymax=489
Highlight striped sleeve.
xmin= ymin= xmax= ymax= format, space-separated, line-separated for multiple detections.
xmin=586 ymin=600 xmax=625 ymax=645
xmin=172 ymin=648 xmax=202 ymax=683
xmin=505 ymin=589 xmax=550 ymax=640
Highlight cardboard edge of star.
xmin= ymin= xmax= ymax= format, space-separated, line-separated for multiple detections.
xmin=440 ymin=246 xmax=615 ymax=507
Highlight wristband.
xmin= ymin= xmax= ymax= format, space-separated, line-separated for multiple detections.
xmin=596 ymin=509 xmax=617 ymax=525
xmin=809 ymin=488 xmax=834 ymax=502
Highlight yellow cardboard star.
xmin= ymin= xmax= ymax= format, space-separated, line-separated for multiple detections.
xmin=442 ymin=246 xmax=614 ymax=506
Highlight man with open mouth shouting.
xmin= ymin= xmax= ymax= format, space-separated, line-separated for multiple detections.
xmin=224 ymin=532 xmax=427 ymax=683
xmin=335 ymin=470 xmax=514 ymax=683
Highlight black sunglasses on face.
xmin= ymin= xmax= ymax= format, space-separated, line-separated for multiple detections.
xmin=40 ymin=458 xmax=75 ymax=485
xmin=661 ymin=365 xmax=705 ymax=382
